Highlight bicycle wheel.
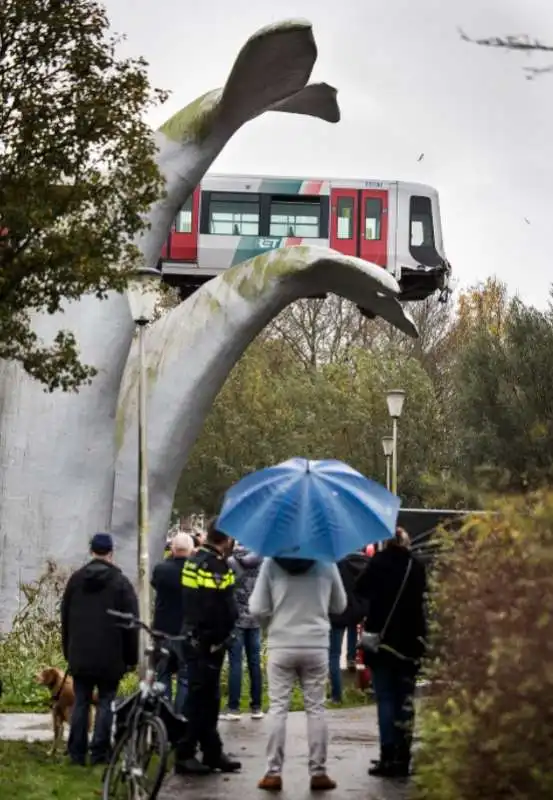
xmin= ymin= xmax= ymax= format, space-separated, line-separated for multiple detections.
xmin=102 ymin=728 xmax=134 ymax=800
xmin=133 ymin=714 xmax=170 ymax=800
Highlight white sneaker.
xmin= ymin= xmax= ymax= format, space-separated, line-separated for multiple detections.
xmin=251 ymin=709 xmax=264 ymax=720
xmin=220 ymin=710 xmax=241 ymax=721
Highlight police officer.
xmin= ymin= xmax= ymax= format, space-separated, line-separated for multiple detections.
xmin=174 ymin=518 xmax=241 ymax=776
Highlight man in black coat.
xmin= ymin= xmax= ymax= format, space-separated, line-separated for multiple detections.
xmin=61 ymin=533 xmax=138 ymax=766
xmin=151 ymin=531 xmax=194 ymax=714
xmin=356 ymin=528 xmax=427 ymax=779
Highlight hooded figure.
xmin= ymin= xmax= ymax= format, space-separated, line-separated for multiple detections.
xmin=61 ymin=533 xmax=138 ymax=766
xmin=249 ymin=556 xmax=346 ymax=793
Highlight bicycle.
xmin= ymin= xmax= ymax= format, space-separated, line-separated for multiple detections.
xmin=102 ymin=610 xmax=192 ymax=800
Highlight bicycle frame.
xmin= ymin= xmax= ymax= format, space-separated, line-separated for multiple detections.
xmin=108 ymin=610 xmax=189 ymax=746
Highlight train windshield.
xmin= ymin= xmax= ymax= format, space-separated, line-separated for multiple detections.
xmin=409 ymin=195 xmax=442 ymax=267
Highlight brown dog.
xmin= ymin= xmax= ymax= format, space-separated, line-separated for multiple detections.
xmin=36 ymin=667 xmax=97 ymax=756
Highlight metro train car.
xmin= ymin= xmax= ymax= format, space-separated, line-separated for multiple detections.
xmin=160 ymin=173 xmax=452 ymax=302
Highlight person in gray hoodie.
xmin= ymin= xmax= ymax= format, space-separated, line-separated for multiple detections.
xmin=249 ymin=557 xmax=347 ymax=793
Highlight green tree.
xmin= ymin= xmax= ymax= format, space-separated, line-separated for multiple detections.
xmin=454 ymin=296 xmax=553 ymax=490
xmin=0 ymin=0 xmax=166 ymax=390
xmin=175 ymin=339 xmax=448 ymax=515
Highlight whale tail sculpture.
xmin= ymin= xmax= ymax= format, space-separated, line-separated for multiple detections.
xmin=0 ymin=19 xmax=418 ymax=630
xmin=111 ymin=245 xmax=417 ymax=573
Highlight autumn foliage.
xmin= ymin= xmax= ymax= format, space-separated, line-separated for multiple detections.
xmin=414 ymin=491 xmax=553 ymax=799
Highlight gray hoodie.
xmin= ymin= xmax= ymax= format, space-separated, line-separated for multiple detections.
xmin=248 ymin=557 xmax=347 ymax=650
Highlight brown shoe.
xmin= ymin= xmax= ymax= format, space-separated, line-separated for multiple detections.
xmin=310 ymin=774 xmax=337 ymax=791
xmin=258 ymin=774 xmax=283 ymax=791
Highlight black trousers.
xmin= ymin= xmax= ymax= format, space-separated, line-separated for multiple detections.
xmin=178 ymin=649 xmax=224 ymax=763
xmin=68 ymin=676 xmax=119 ymax=765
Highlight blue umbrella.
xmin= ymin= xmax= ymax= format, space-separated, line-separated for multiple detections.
xmin=217 ymin=457 xmax=400 ymax=562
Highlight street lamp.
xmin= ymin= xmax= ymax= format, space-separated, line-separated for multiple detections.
xmin=127 ymin=266 xmax=162 ymax=677
xmin=386 ymin=389 xmax=405 ymax=496
xmin=381 ymin=435 xmax=394 ymax=491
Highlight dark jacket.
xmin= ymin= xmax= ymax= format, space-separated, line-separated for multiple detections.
xmin=228 ymin=546 xmax=263 ymax=629
xmin=356 ymin=546 xmax=427 ymax=662
xmin=273 ymin=557 xmax=315 ymax=574
xmin=151 ymin=556 xmax=188 ymax=636
xmin=180 ymin=544 xmax=238 ymax=649
xmin=61 ymin=559 xmax=139 ymax=682
xmin=330 ymin=552 xmax=371 ymax=628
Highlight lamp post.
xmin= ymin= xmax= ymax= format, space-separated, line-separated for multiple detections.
xmin=386 ymin=389 xmax=405 ymax=496
xmin=127 ymin=266 xmax=162 ymax=678
xmin=381 ymin=435 xmax=394 ymax=491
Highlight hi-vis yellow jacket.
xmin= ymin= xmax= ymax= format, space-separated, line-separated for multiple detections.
xmin=180 ymin=544 xmax=238 ymax=648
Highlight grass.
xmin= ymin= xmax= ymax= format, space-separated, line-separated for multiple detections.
xmin=1 ymin=673 xmax=370 ymax=714
xmin=0 ymin=741 xmax=103 ymax=800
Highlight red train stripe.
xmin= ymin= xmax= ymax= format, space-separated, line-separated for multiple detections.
xmin=302 ymin=180 xmax=323 ymax=195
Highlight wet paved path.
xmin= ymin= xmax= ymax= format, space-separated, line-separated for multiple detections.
xmin=0 ymin=708 xmax=409 ymax=799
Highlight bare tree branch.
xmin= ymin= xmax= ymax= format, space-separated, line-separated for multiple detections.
xmin=459 ymin=29 xmax=553 ymax=78
xmin=459 ymin=30 xmax=553 ymax=53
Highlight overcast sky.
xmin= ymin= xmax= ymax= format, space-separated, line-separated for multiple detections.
xmin=105 ymin=0 xmax=553 ymax=306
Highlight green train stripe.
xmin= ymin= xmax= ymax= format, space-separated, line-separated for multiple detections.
xmin=258 ymin=179 xmax=303 ymax=195
xmin=230 ymin=237 xmax=289 ymax=267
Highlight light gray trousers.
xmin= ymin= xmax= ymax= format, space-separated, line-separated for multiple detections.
xmin=266 ymin=647 xmax=328 ymax=776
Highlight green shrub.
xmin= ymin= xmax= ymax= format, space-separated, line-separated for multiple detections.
xmin=0 ymin=561 xmax=67 ymax=708
xmin=414 ymin=492 xmax=553 ymax=800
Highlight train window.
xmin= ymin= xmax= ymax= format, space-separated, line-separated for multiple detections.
xmin=410 ymin=196 xmax=435 ymax=247
xmin=209 ymin=192 xmax=260 ymax=236
xmin=269 ymin=198 xmax=320 ymax=238
xmin=175 ymin=195 xmax=193 ymax=233
xmin=409 ymin=195 xmax=442 ymax=267
xmin=336 ymin=197 xmax=353 ymax=239
xmin=364 ymin=198 xmax=382 ymax=240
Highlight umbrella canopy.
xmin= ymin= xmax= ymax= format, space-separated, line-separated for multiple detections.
xmin=217 ymin=457 xmax=400 ymax=562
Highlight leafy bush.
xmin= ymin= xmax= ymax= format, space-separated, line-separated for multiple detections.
xmin=414 ymin=491 xmax=553 ymax=800
xmin=0 ymin=561 xmax=68 ymax=707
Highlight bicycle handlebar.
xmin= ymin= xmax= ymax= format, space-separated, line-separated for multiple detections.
xmin=106 ymin=609 xmax=191 ymax=644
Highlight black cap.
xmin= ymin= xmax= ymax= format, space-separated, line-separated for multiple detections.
xmin=90 ymin=533 xmax=114 ymax=555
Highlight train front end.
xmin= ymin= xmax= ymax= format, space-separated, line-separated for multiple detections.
xmin=394 ymin=181 xmax=451 ymax=303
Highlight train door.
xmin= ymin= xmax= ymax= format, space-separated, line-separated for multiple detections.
xmin=330 ymin=188 xmax=388 ymax=268
xmin=329 ymin=189 xmax=358 ymax=258
xmin=167 ymin=188 xmax=200 ymax=262
xmin=358 ymin=189 xmax=388 ymax=268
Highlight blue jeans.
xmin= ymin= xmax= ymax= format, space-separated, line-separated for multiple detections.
xmin=157 ymin=645 xmax=188 ymax=716
xmin=227 ymin=627 xmax=262 ymax=711
xmin=371 ymin=660 xmax=416 ymax=755
xmin=68 ymin=676 xmax=118 ymax=765
xmin=329 ymin=625 xmax=358 ymax=701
